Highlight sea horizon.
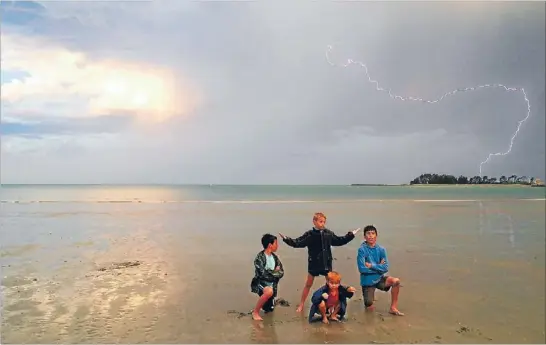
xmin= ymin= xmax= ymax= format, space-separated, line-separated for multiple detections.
xmin=4 ymin=183 xmax=387 ymax=186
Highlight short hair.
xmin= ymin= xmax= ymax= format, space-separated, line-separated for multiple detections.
xmin=327 ymin=271 xmax=341 ymax=283
xmin=313 ymin=212 xmax=327 ymax=221
xmin=261 ymin=233 xmax=277 ymax=249
xmin=364 ymin=225 xmax=377 ymax=235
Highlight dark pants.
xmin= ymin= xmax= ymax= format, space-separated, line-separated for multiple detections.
xmin=361 ymin=276 xmax=391 ymax=308
xmin=309 ymin=269 xmax=330 ymax=277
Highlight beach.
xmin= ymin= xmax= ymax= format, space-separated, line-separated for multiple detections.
xmin=1 ymin=185 xmax=545 ymax=343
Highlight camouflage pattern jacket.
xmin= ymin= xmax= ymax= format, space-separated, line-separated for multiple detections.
xmin=250 ymin=251 xmax=284 ymax=297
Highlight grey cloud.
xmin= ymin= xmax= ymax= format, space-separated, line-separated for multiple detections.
xmin=1 ymin=1 xmax=544 ymax=184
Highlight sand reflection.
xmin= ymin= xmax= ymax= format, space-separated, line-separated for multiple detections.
xmin=250 ymin=321 xmax=279 ymax=343
xmin=1 ymin=224 xmax=183 ymax=343
xmin=478 ymin=200 xmax=516 ymax=247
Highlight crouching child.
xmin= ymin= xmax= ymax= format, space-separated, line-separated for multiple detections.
xmin=308 ymin=271 xmax=356 ymax=324
xmin=250 ymin=233 xmax=284 ymax=321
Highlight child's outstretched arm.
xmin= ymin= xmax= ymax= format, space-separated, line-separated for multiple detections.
xmin=331 ymin=228 xmax=360 ymax=246
xmin=279 ymin=231 xmax=311 ymax=248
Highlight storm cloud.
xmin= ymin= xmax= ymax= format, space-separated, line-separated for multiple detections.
xmin=1 ymin=1 xmax=544 ymax=184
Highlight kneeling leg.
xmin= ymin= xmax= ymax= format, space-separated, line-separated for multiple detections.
xmin=252 ymin=286 xmax=274 ymax=321
xmin=363 ymin=287 xmax=376 ymax=311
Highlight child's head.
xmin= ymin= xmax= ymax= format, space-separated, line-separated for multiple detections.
xmin=313 ymin=212 xmax=327 ymax=230
xmin=261 ymin=233 xmax=278 ymax=252
xmin=364 ymin=225 xmax=378 ymax=245
xmin=326 ymin=271 xmax=341 ymax=290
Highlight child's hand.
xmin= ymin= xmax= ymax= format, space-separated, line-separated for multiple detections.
xmin=322 ymin=293 xmax=329 ymax=300
xmin=365 ymin=262 xmax=372 ymax=268
xmin=275 ymin=266 xmax=281 ymax=271
xmin=347 ymin=286 xmax=356 ymax=293
xmin=380 ymin=258 xmax=386 ymax=264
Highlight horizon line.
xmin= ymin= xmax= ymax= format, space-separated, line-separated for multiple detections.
xmin=0 ymin=183 xmax=396 ymax=186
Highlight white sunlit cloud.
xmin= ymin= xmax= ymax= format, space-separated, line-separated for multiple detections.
xmin=1 ymin=32 xmax=201 ymax=124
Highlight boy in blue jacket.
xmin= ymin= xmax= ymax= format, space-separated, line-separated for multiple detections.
xmin=357 ymin=225 xmax=404 ymax=316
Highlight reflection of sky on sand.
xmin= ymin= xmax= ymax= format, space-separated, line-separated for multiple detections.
xmin=2 ymin=198 xmax=544 ymax=343
xmin=1 ymin=211 xmax=185 ymax=343
xmin=478 ymin=200 xmax=515 ymax=247
xmin=248 ymin=315 xmax=359 ymax=343
xmin=250 ymin=321 xmax=279 ymax=343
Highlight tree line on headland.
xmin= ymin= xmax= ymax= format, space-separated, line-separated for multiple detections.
xmin=409 ymin=173 xmax=544 ymax=186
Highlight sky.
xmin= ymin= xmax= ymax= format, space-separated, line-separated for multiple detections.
xmin=1 ymin=1 xmax=544 ymax=185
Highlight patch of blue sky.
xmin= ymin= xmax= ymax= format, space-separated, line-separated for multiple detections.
xmin=0 ymin=0 xmax=46 ymax=26
xmin=1 ymin=70 xmax=31 ymax=84
xmin=0 ymin=121 xmax=49 ymax=136
xmin=0 ymin=114 xmax=133 ymax=137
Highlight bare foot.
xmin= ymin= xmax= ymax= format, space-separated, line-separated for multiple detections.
xmin=296 ymin=304 xmax=304 ymax=313
xmin=389 ymin=308 xmax=404 ymax=316
xmin=365 ymin=305 xmax=375 ymax=312
xmin=329 ymin=315 xmax=340 ymax=322
xmin=252 ymin=311 xmax=263 ymax=321
xmin=322 ymin=317 xmax=329 ymax=324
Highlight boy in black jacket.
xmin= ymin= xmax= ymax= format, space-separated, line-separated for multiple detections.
xmin=279 ymin=212 xmax=359 ymax=313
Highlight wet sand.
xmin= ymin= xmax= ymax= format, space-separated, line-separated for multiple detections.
xmin=1 ymin=200 xmax=545 ymax=343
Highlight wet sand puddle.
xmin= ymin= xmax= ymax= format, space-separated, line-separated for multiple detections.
xmin=1 ymin=230 xmax=175 ymax=344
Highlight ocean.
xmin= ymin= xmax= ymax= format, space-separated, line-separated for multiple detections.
xmin=1 ymin=185 xmax=545 ymax=343
xmin=1 ymin=184 xmax=545 ymax=203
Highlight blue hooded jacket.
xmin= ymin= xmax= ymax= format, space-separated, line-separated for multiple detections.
xmin=356 ymin=241 xmax=389 ymax=286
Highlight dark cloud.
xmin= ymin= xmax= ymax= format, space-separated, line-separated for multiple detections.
xmin=1 ymin=1 xmax=544 ymax=184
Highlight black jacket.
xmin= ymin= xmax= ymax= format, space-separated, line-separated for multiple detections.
xmin=283 ymin=228 xmax=355 ymax=273
xmin=250 ymin=251 xmax=284 ymax=297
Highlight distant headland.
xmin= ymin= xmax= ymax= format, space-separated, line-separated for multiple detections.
xmin=408 ymin=173 xmax=544 ymax=187
xmin=351 ymin=173 xmax=545 ymax=187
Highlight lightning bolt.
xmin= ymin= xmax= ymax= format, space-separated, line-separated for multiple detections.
xmin=325 ymin=45 xmax=531 ymax=177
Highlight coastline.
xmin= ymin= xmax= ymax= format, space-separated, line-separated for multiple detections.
xmin=406 ymin=184 xmax=539 ymax=188
xmin=350 ymin=183 xmax=539 ymax=187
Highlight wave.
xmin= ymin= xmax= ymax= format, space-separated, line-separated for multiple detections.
xmin=1 ymin=198 xmax=544 ymax=204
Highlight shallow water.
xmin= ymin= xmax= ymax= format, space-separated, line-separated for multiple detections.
xmin=1 ymin=186 xmax=545 ymax=343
